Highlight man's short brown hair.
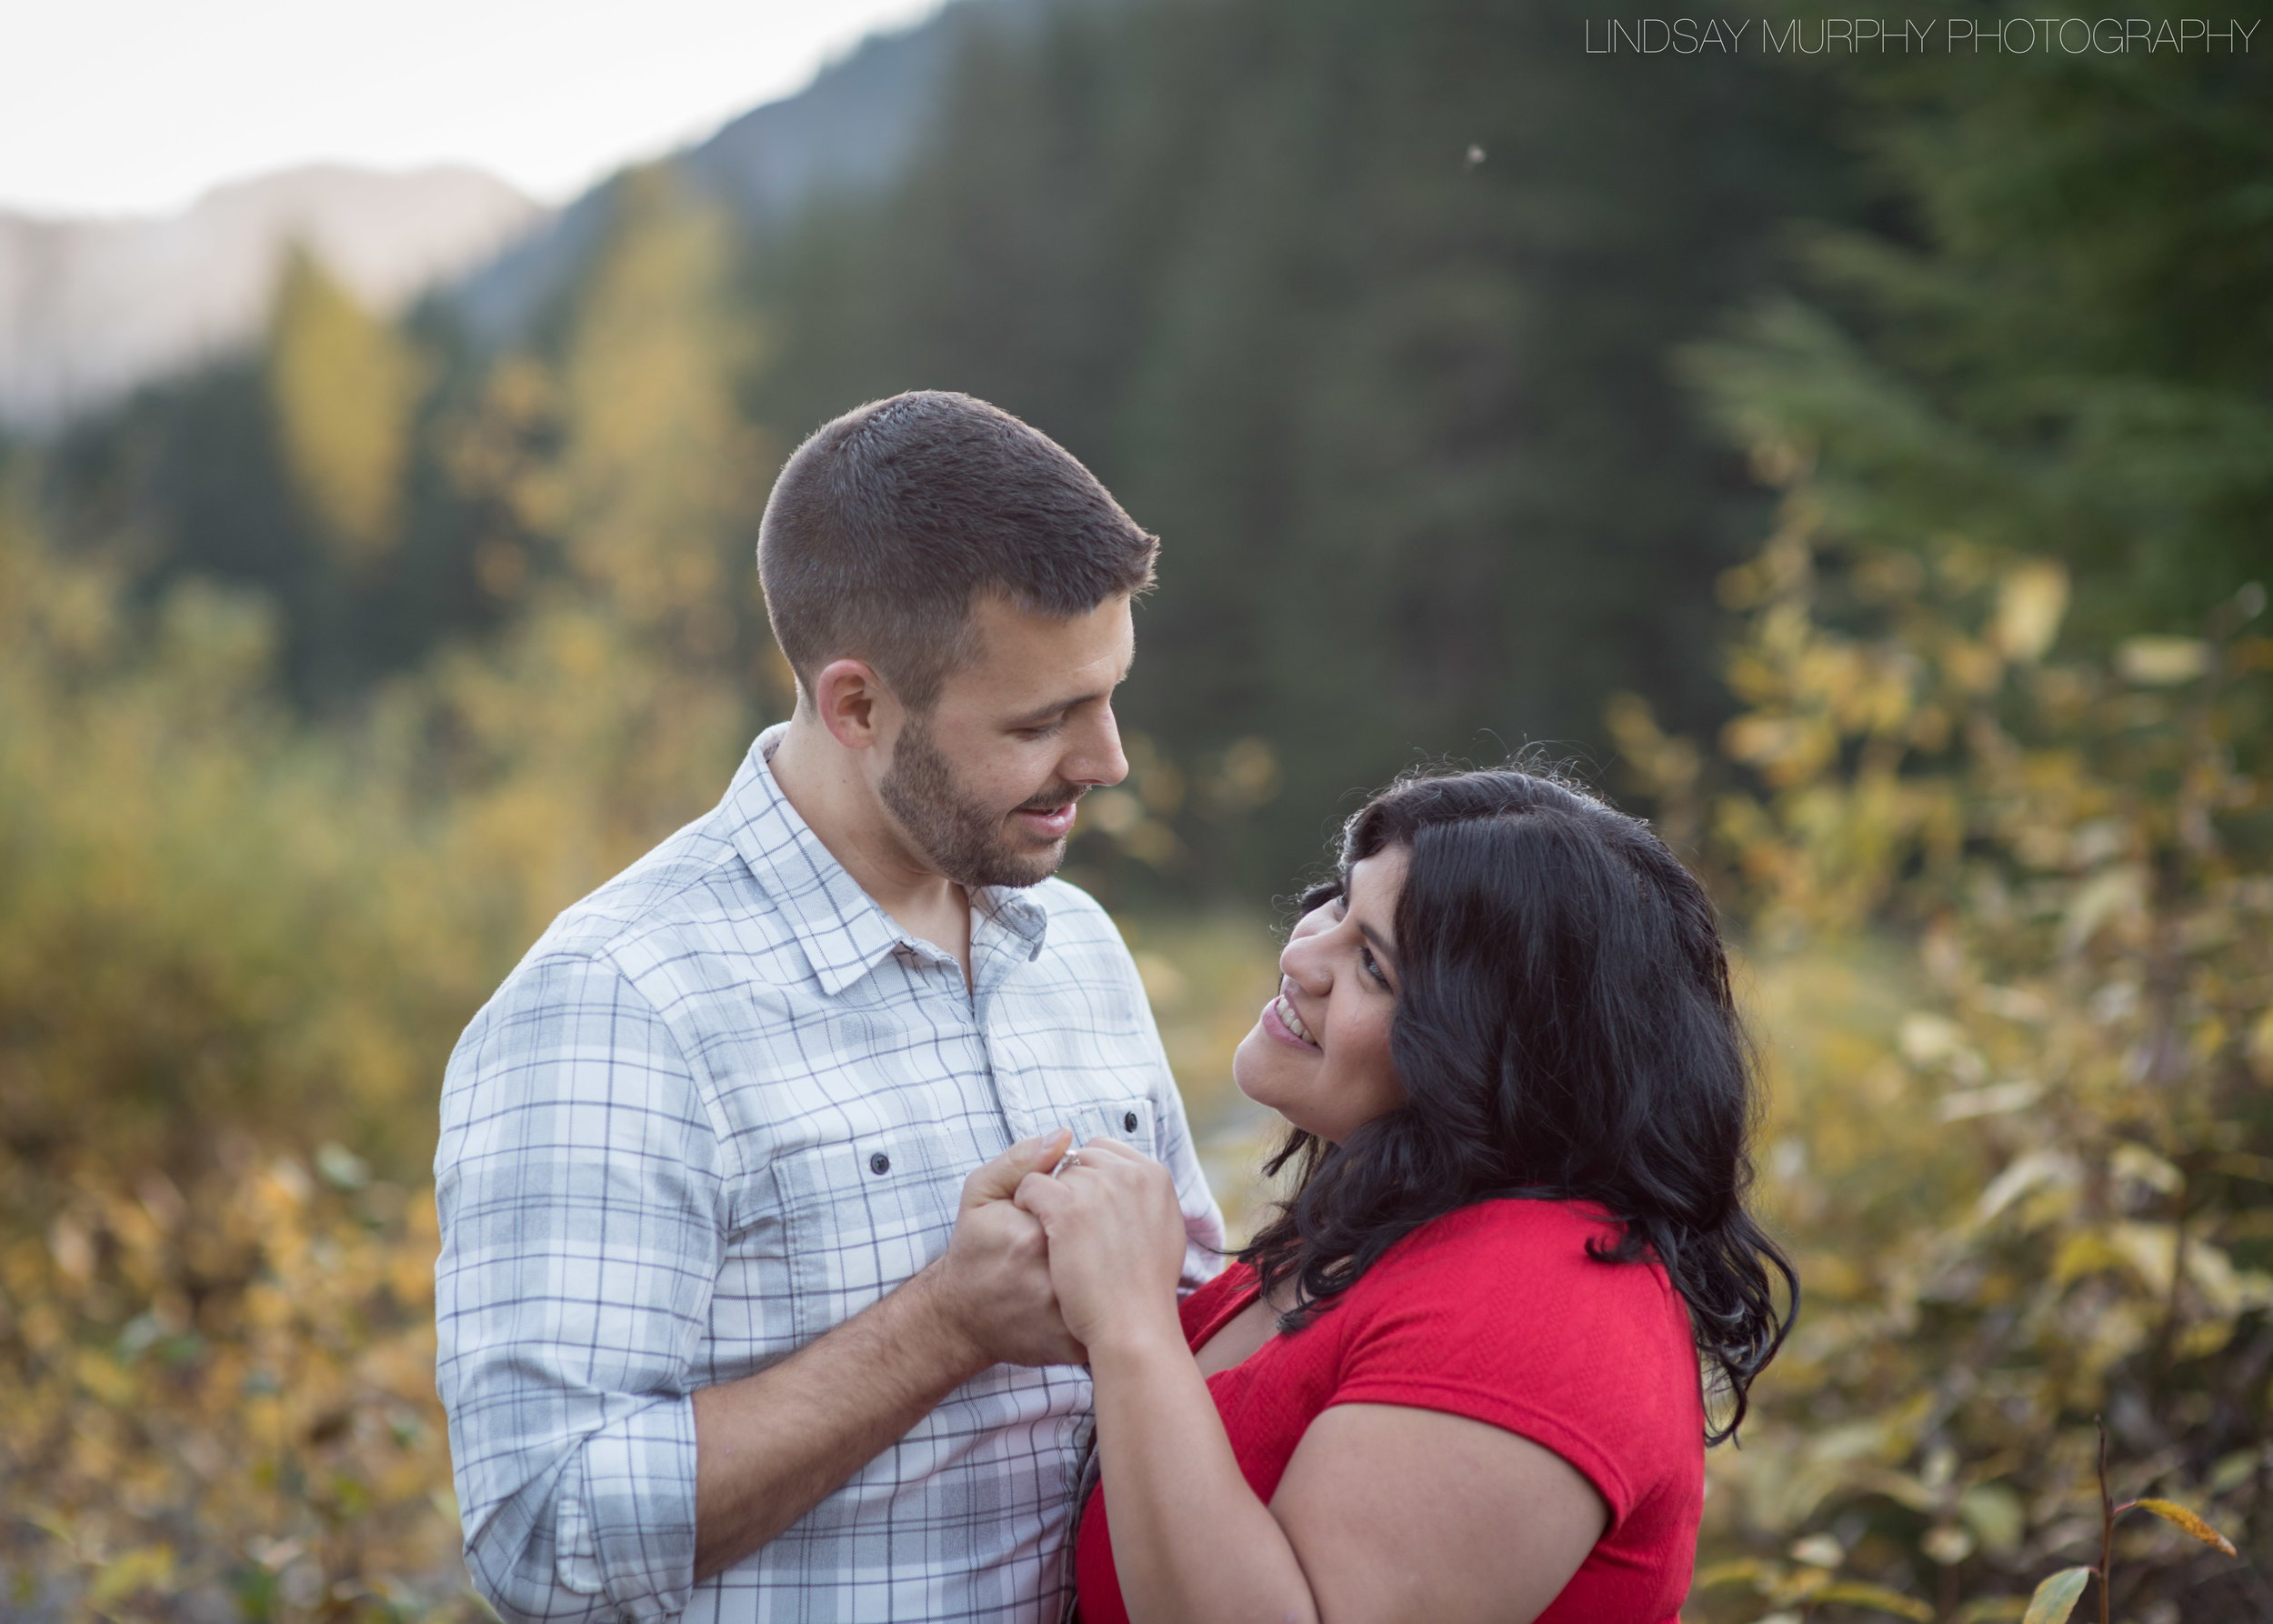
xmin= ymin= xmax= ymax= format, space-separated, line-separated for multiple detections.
xmin=756 ymin=391 xmax=1157 ymax=711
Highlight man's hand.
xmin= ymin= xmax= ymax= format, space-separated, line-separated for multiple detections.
xmin=693 ymin=1128 xmax=1083 ymax=1576
xmin=917 ymin=1128 xmax=1086 ymax=1368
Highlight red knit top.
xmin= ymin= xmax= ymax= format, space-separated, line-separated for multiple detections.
xmin=1074 ymin=1199 xmax=1705 ymax=1624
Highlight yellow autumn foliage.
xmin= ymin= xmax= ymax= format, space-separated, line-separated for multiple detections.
xmin=0 ymin=180 xmax=779 ymax=1618
xmin=1617 ymin=456 xmax=2272 ymax=1620
xmin=266 ymin=252 xmax=427 ymax=568
xmin=4 ymin=1151 xmax=466 ymax=1622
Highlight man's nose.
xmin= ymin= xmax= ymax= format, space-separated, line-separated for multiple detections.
xmin=1064 ymin=707 xmax=1129 ymax=788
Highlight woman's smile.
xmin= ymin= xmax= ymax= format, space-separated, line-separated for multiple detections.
xmin=1232 ymin=846 xmax=1407 ymax=1144
xmin=1262 ymin=985 xmax=1320 ymax=1049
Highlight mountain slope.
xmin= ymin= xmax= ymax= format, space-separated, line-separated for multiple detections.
xmin=450 ymin=0 xmax=1044 ymax=343
xmin=2 ymin=0 xmax=1033 ymax=423
xmin=0 ymin=165 xmax=541 ymax=429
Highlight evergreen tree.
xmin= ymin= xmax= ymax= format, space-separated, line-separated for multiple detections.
xmin=48 ymin=279 xmax=490 ymax=711
xmin=1687 ymin=0 xmax=2273 ymax=644
xmin=748 ymin=0 xmax=1859 ymax=889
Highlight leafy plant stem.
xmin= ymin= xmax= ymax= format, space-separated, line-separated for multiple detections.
xmin=2098 ymin=1418 xmax=2113 ymax=1624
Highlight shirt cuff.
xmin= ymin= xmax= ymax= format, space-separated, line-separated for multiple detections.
xmin=556 ymin=1393 xmax=701 ymax=1620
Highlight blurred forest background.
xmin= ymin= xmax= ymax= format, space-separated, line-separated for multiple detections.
xmin=3 ymin=0 xmax=2269 ymax=1619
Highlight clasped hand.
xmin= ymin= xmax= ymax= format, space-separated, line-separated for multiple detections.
xmin=928 ymin=1128 xmax=1189 ymax=1369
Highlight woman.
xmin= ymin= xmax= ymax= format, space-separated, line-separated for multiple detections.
xmin=1016 ymin=767 xmax=1795 ymax=1624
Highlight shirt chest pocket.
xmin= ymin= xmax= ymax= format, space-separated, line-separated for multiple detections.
xmin=1064 ymin=1095 xmax=1157 ymax=1158
xmin=770 ymin=1128 xmax=971 ymax=1344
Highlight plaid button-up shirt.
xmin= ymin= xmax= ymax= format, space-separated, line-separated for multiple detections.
xmin=436 ymin=726 xmax=1224 ymax=1624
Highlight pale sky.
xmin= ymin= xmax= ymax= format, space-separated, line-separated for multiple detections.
xmin=1 ymin=0 xmax=949 ymax=218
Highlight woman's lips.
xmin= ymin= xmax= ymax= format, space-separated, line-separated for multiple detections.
xmin=1014 ymin=803 xmax=1078 ymax=839
xmin=1261 ymin=988 xmax=1321 ymax=1051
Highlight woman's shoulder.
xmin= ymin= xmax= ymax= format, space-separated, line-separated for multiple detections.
xmin=1358 ymin=1198 xmax=1686 ymax=1328
xmin=1327 ymin=1198 xmax=1704 ymax=1522
xmin=1394 ymin=1195 xmax=1629 ymax=1263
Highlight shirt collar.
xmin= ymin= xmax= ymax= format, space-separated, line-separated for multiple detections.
xmin=723 ymin=724 xmax=1050 ymax=996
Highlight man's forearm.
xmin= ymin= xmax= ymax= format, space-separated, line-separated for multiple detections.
xmin=690 ymin=1262 xmax=988 ymax=1579
xmin=690 ymin=1132 xmax=1078 ymax=1579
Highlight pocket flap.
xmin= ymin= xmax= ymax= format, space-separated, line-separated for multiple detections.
xmin=1066 ymin=1096 xmax=1155 ymax=1157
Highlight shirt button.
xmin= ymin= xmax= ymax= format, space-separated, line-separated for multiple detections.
xmin=869 ymin=1152 xmax=891 ymax=1175
xmin=1123 ymin=1111 xmax=1138 ymax=1132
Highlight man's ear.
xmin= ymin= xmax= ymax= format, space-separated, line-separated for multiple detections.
xmin=809 ymin=657 xmax=899 ymax=753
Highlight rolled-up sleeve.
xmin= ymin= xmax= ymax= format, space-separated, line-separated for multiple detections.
xmin=1157 ymin=1071 xmax=1227 ymax=1292
xmin=435 ymin=949 xmax=731 ymax=1624
xmin=1116 ymin=957 xmax=1227 ymax=1291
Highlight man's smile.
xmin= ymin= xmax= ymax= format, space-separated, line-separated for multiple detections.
xmin=1012 ymin=801 xmax=1080 ymax=840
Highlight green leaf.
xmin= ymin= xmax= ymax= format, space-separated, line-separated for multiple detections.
xmin=1813 ymin=1579 xmax=1935 ymax=1619
xmin=2021 ymin=1567 xmax=2094 ymax=1624
xmin=1958 ymin=1481 xmax=2027 ymax=1553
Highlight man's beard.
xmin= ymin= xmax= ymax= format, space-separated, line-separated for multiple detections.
xmin=879 ymin=717 xmax=1081 ymax=890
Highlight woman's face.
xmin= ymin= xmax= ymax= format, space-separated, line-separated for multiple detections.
xmin=1232 ymin=844 xmax=1408 ymax=1144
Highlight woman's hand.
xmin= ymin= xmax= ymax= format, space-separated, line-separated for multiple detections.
xmin=1013 ymin=1136 xmax=1187 ymax=1356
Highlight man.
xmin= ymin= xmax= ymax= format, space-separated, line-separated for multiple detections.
xmin=436 ymin=391 xmax=1224 ymax=1624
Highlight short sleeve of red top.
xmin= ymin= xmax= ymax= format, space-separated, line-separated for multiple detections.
xmin=1073 ymin=1199 xmax=1704 ymax=1624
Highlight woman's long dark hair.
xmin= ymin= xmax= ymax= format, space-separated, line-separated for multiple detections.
xmin=1239 ymin=765 xmax=1797 ymax=1443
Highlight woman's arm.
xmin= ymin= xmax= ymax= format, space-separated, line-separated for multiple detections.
xmin=1016 ymin=1140 xmax=1607 ymax=1624
xmin=1268 ymin=1404 xmax=1606 ymax=1624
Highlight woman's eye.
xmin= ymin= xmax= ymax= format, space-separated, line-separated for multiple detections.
xmin=1360 ymin=947 xmax=1390 ymax=989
